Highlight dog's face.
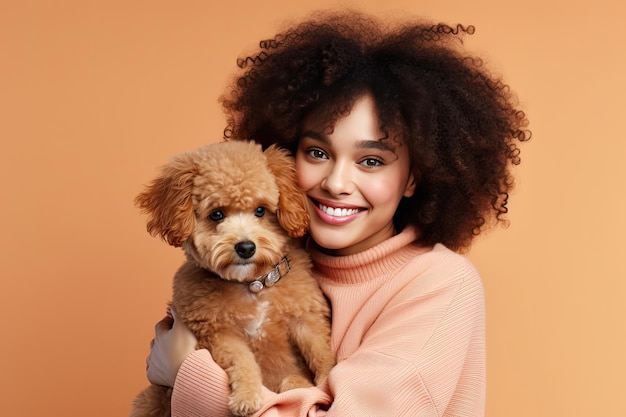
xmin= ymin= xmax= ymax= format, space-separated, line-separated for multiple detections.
xmin=135 ymin=141 xmax=309 ymax=283
xmin=186 ymin=157 xmax=289 ymax=281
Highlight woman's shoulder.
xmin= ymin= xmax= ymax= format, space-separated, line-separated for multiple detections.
xmin=399 ymin=242 xmax=483 ymax=293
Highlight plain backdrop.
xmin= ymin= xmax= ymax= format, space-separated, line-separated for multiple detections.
xmin=1 ymin=0 xmax=625 ymax=416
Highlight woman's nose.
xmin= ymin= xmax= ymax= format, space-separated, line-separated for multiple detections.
xmin=321 ymin=161 xmax=355 ymax=195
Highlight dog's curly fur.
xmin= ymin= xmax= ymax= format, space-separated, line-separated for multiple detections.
xmin=130 ymin=140 xmax=335 ymax=416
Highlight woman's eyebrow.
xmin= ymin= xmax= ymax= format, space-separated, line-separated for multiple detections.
xmin=301 ymin=131 xmax=393 ymax=151
xmin=300 ymin=130 xmax=331 ymax=146
xmin=300 ymin=130 xmax=328 ymax=143
xmin=356 ymin=140 xmax=395 ymax=152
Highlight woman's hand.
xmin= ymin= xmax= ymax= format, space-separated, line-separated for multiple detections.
xmin=146 ymin=308 xmax=198 ymax=387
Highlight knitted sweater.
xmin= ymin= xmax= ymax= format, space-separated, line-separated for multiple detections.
xmin=171 ymin=225 xmax=486 ymax=416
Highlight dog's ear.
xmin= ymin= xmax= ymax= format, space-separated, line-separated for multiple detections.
xmin=134 ymin=152 xmax=198 ymax=247
xmin=263 ymin=144 xmax=309 ymax=238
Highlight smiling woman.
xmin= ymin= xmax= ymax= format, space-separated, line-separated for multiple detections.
xmin=142 ymin=9 xmax=531 ymax=416
xmin=296 ymin=93 xmax=417 ymax=256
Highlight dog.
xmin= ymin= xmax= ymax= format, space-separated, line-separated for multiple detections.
xmin=130 ymin=140 xmax=335 ymax=416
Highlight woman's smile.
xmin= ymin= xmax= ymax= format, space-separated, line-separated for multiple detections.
xmin=311 ymin=198 xmax=366 ymax=225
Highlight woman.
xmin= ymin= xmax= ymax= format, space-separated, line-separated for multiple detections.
xmin=146 ymin=10 xmax=529 ymax=416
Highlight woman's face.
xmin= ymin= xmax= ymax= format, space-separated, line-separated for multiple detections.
xmin=295 ymin=94 xmax=416 ymax=256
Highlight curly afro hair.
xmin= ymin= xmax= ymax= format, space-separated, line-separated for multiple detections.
xmin=220 ymin=10 xmax=530 ymax=252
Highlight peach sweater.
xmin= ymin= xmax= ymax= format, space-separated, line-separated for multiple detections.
xmin=172 ymin=225 xmax=486 ymax=416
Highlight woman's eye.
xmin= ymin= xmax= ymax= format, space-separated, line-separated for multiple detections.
xmin=208 ymin=210 xmax=225 ymax=221
xmin=359 ymin=158 xmax=384 ymax=168
xmin=255 ymin=207 xmax=266 ymax=217
xmin=307 ymin=148 xmax=328 ymax=160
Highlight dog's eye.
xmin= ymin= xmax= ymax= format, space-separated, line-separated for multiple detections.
xmin=209 ymin=210 xmax=225 ymax=222
xmin=255 ymin=207 xmax=266 ymax=218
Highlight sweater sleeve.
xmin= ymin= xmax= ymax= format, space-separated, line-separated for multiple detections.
xmin=170 ymin=349 xmax=231 ymax=416
xmin=171 ymin=349 xmax=333 ymax=416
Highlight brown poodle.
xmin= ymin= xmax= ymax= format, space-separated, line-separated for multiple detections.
xmin=130 ymin=140 xmax=335 ymax=417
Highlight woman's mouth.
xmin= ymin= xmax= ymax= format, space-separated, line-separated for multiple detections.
xmin=312 ymin=199 xmax=365 ymax=225
xmin=318 ymin=202 xmax=361 ymax=217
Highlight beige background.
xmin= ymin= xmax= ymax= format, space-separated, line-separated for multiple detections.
xmin=1 ymin=0 xmax=624 ymax=415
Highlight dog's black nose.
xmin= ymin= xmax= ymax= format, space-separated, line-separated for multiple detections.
xmin=235 ymin=241 xmax=256 ymax=259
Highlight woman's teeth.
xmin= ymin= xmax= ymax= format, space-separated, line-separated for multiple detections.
xmin=319 ymin=203 xmax=359 ymax=217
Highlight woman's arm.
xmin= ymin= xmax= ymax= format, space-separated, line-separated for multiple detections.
xmin=171 ymin=349 xmax=332 ymax=416
xmin=147 ymin=313 xmax=332 ymax=416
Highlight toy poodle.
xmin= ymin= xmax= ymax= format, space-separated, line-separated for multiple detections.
xmin=130 ymin=140 xmax=335 ymax=416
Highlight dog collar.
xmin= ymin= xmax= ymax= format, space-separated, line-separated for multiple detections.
xmin=248 ymin=256 xmax=291 ymax=293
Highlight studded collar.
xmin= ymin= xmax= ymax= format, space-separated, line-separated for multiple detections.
xmin=247 ymin=256 xmax=291 ymax=293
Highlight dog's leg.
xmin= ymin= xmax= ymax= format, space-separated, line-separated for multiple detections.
xmin=208 ymin=332 xmax=264 ymax=416
xmin=290 ymin=316 xmax=336 ymax=386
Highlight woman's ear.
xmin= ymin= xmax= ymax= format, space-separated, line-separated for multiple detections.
xmin=403 ymin=170 xmax=418 ymax=198
xmin=263 ymin=144 xmax=310 ymax=238
xmin=134 ymin=152 xmax=199 ymax=247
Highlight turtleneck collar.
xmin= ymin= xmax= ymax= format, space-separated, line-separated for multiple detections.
xmin=307 ymin=224 xmax=430 ymax=284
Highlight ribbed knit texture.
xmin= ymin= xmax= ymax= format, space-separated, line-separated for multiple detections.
xmin=171 ymin=225 xmax=486 ymax=416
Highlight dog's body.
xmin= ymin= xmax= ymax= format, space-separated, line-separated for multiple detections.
xmin=130 ymin=141 xmax=335 ymax=417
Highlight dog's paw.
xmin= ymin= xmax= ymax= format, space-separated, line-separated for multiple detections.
xmin=228 ymin=389 xmax=263 ymax=416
